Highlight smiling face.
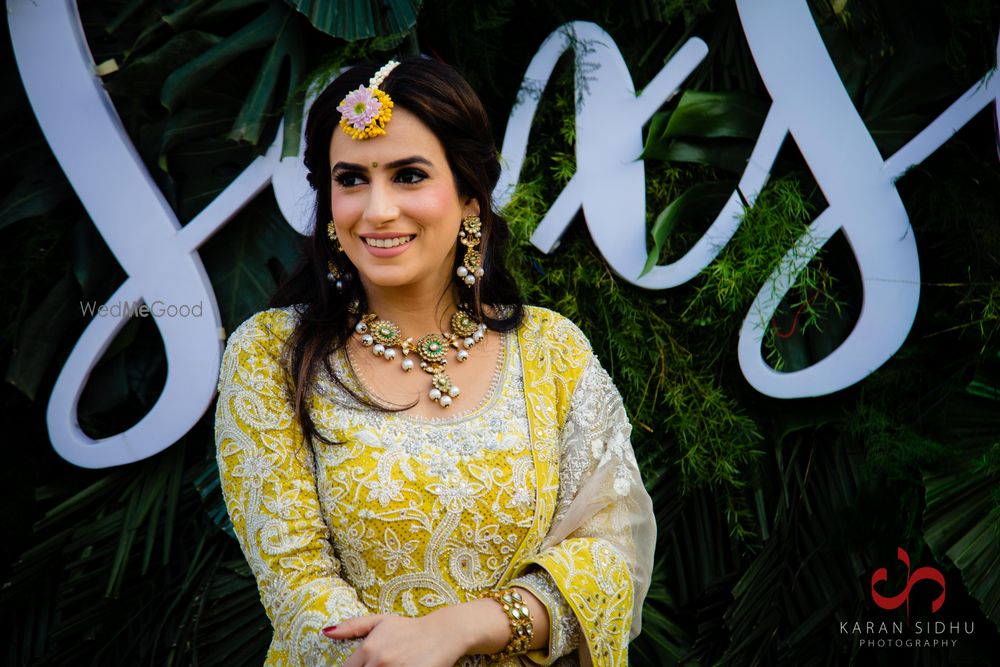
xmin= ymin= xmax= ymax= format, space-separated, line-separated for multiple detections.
xmin=329 ymin=107 xmax=479 ymax=299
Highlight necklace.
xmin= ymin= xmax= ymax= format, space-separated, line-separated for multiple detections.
xmin=353 ymin=308 xmax=487 ymax=408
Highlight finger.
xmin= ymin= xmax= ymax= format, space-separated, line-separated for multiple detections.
xmin=342 ymin=643 xmax=365 ymax=667
xmin=322 ymin=615 xmax=383 ymax=639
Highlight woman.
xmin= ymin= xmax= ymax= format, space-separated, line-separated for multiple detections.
xmin=215 ymin=58 xmax=655 ymax=666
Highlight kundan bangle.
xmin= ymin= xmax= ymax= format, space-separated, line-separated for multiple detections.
xmin=483 ymin=588 xmax=534 ymax=661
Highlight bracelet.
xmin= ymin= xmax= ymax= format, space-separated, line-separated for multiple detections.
xmin=483 ymin=588 xmax=534 ymax=661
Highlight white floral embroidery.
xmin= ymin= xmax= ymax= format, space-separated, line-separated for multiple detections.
xmin=449 ymin=546 xmax=488 ymax=590
xmin=375 ymin=527 xmax=419 ymax=575
xmin=309 ymin=328 xmax=538 ymax=615
xmin=216 ymin=306 xmax=651 ymax=667
xmin=591 ymin=439 xmax=605 ymax=461
xmin=553 ymin=355 xmax=635 ymax=524
xmin=215 ymin=309 xmax=371 ymax=666
xmin=428 ymin=473 xmax=484 ymax=514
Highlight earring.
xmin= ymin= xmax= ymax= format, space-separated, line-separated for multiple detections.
xmin=456 ymin=215 xmax=484 ymax=286
xmin=327 ymin=259 xmax=346 ymax=291
xmin=327 ymin=219 xmax=343 ymax=251
xmin=326 ymin=219 xmax=348 ymax=291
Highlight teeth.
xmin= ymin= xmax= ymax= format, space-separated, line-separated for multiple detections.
xmin=365 ymin=235 xmax=413 ymax=248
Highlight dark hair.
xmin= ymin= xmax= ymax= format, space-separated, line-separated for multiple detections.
xmin=270 ymin=58 xmax=524 ymax=445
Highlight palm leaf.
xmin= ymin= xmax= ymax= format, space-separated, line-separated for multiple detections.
xmin=200 ymin=194 xmax=300 ymax=332
xmin=721 ymin=432 xmax=867 ymax=665
xmin=161 ymin=3 xmax=290 ymax=113
xmin=0 ymin=160 xmax=73 ymax=233
xmin=229 ymin=11 xmax=306 ymax=147
xmin=285 ymin=0 xmax=422 ymax=41
xmin=923 ymin=351 xmax=1000 ymax=626
xmin=5 ymin=273 xmax=82 ymax=400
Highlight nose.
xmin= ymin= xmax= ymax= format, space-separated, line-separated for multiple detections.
xmin=364 ymin=177 xmax=400 ymax=227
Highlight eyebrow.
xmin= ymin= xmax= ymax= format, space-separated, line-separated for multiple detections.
xmin=331 ymin=156 xmax=434 ymax=174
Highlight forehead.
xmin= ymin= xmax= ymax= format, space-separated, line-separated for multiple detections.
xmin=329 ymin=107 xmax=447 ymax=165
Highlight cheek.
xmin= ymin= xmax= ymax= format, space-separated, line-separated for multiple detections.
xmin=407 ymin=183 xmax=463 ymax=228
xmin=331 ymin=194 xmax=364 ymax=227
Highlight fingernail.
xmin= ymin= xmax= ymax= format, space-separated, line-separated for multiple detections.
xmin=322 ymin=625 xmax=338 ymax=633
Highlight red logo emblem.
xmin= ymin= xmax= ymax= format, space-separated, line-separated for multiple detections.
xmin=871 ymin=547 xmax=946 ymax=620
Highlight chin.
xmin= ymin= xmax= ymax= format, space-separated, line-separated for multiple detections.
xmin=363 ymin=265 xmax=459 ymax=294
xmin=359 ymin=267 xmax=421 ymax=289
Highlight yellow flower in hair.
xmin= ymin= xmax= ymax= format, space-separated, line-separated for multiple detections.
xmin=338 ymin=88 xmax=394 ymax=139
xmin=337 ymin=60 xmax=400 ymax=140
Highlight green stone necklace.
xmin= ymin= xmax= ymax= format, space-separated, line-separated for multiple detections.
xmin=353 ymin=309 xmax=486 ymax=408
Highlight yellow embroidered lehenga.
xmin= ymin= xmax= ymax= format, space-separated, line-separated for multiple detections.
xmin=215 ymin=305 xmax=656 ymax=666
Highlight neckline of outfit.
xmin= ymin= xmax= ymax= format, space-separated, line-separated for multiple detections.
xmin=340 ymin=328 xmax=512 ymax=425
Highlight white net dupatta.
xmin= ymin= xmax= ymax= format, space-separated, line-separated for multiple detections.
xmin=537 ymin=354 xmax=657 ymax=642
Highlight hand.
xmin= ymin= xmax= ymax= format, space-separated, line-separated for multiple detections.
xmin=322 ymin=586 xmax=549 ymax=665
xmin=323 ymin=613 xmax=467 ymax=667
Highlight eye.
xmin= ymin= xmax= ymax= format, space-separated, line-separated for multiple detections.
xmin=395 ymin=168 xmax=427 ymax=185
xmin=333 ymin=171 xmax=366 ymax=188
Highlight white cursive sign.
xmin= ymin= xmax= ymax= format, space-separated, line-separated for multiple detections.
xmin=6 ymin=0 xmax=998 ymax=467
xmin=495 ymin=5 xmax=999 ymax=398
xmin=7 ymin=0 xmax=313 ymax=467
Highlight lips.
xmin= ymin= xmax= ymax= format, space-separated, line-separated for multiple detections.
xmin=359 ymin=233 xmax=416 ymax=257
xmin=362 ymin=235 xmax=415 ymax=248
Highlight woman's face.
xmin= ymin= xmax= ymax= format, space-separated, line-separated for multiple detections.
xmin=328 ymin=107 xmax=479 ymax=296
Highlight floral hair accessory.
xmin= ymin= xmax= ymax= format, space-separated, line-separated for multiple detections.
xmin=337 ymin=60 xmax=400 ymax=140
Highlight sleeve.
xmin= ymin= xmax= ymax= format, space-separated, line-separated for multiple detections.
xmin=214 ymin=311 xmax=371 ymax=664
xmin=507 ymin=568 xmax=581 ymax=665
xmin=514 ymin=352 xmax=657 ymax=667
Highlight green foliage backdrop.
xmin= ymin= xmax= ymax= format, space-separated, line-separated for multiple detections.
xmin=1 ymin=0 xmax=998 ymax=665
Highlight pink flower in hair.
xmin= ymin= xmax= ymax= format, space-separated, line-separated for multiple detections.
xmin=337 ymin=86 xmax=382 ymax=130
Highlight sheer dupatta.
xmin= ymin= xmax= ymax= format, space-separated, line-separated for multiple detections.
xmin=506 ymin=307 xmax=656 ymax=667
